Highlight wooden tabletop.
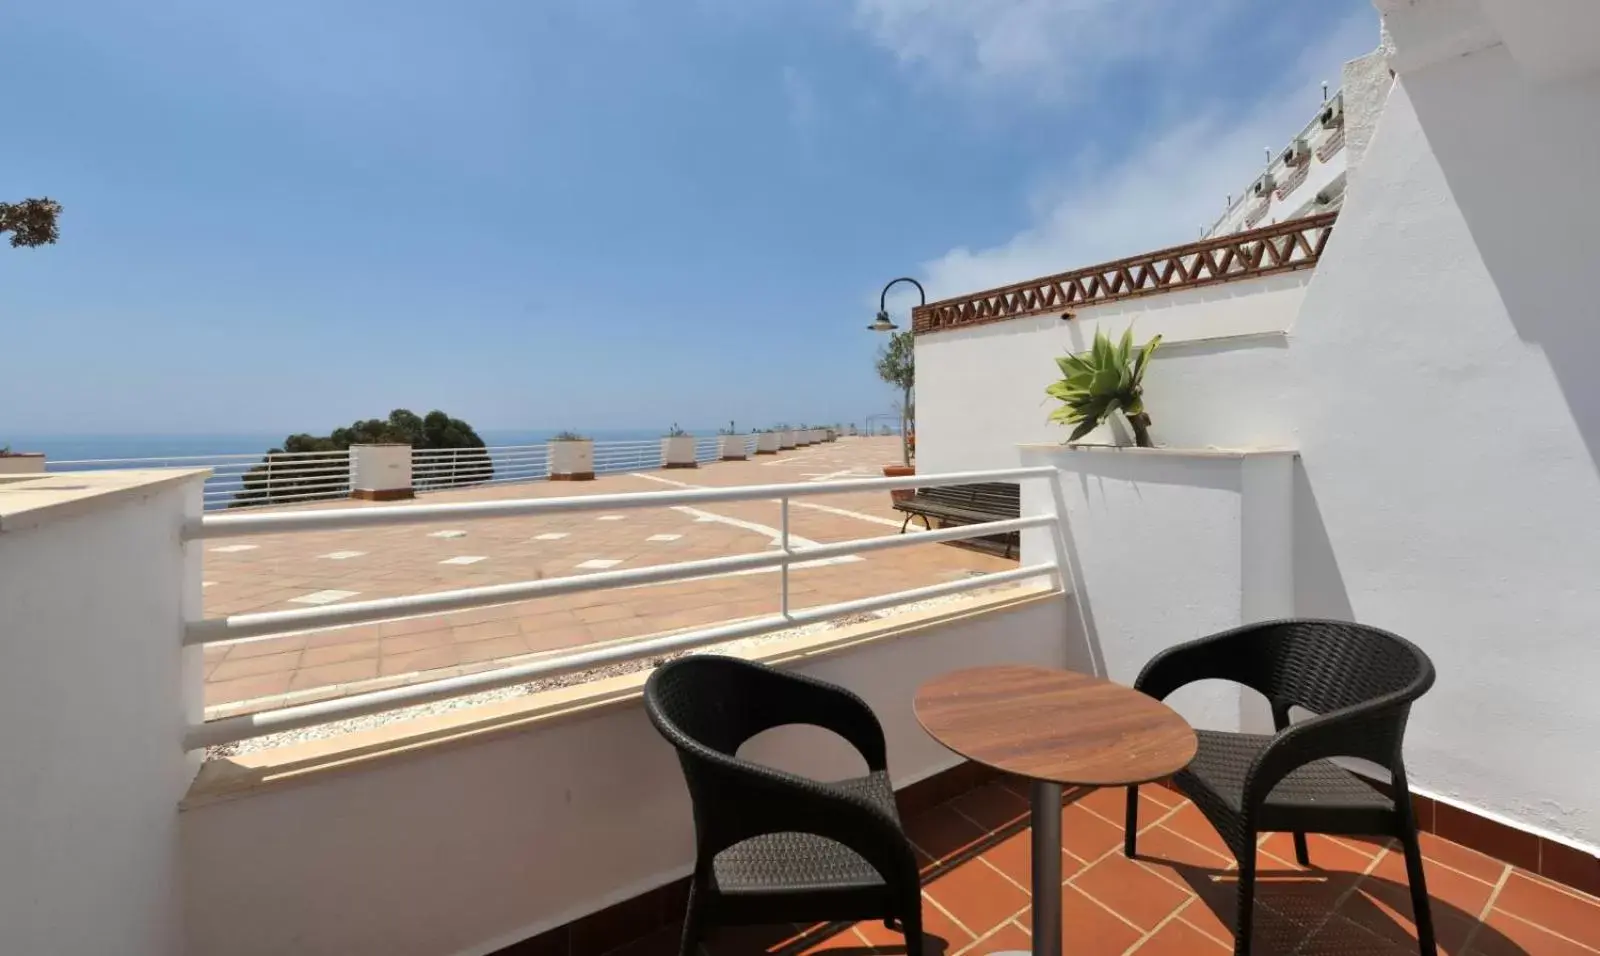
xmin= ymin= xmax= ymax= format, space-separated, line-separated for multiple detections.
xmin=914 ymin=665 xmax=1197 ymax=787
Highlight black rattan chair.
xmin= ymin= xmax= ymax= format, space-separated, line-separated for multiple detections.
xmin=1123 ymin=620 xmax=1437 ymax=956
xmin=645 ymin=656 xmax=923 ymax=956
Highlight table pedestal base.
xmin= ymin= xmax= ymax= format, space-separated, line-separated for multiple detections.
xmin=989 ymin=780 xmax=1063 ymax=956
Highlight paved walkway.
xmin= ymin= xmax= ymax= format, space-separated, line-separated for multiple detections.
xmin=200 ymin=438 xmax=1013 ymax=715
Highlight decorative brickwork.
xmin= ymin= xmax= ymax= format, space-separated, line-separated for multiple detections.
xmin=912 ymin=212 xmax=1337 ymax=334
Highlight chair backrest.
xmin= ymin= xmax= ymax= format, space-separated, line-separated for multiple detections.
xmin=1239 ymin=620 xmax=1435 ymax=717
xmin=645 ymin=655 xmax=777 ymax=758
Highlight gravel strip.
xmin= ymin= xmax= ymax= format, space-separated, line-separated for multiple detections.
xmin=207 ymin=583 xmax=1027 ymax=760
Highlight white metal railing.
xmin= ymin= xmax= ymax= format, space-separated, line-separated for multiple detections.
xmin=183 ymin=466 xmax=1062 ymax=749
xmin=49 ymin=449 xmax=352 ymax=511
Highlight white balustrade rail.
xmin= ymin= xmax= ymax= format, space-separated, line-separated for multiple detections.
xmin=49 ymin=449 xmax=352 ymax=510
xmin=183 ymin=466 xmax=1061 ymax=749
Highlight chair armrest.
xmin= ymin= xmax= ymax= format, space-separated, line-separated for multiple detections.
xmin=1241 ymin=701 xmax=1410 ymax=811
xmin=1134 ymin=624 xmax=1265 ymax=701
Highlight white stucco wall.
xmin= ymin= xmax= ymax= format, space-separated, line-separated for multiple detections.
xmin=181 ymin=594 xmax=1075 ymax=956
xmin=916 ymin=271 xmax=1309 ymax=475
xmin=916 ymin=13 xmax=1600 ymax=852
xmin=0 ymin=474 xmax=204 ymax=956
xmin=1280 ymin=36 xmax=1600 ymax=849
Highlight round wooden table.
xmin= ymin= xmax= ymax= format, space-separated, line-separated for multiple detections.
xmin=914 ymin=665 xmax=1197 ymax=956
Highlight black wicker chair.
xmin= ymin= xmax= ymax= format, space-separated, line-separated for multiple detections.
xmin=1123 ymin=620 xmax=1437 ymax=956
xmin=644 ymin=656 xmax=923 ymax=956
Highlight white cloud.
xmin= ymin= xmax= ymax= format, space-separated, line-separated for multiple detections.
xmin=852 ymin=0 xmax=1244 ymax=103
xmin=891 ymin=8 xmax=1381 ymax=304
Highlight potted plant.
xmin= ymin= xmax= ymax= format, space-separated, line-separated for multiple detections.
xmin=717 ymin=421 xmax=748 ymax=461
xmin=1045 ymin=327 xmax=1163 ymax=446
xmin=755 ymin=428 xmax=780 ymax=455
xmin=776 ymin=424 xmax=797 ymax=450
xmin=547 ymin=431 xmax=595 ymax=480
xmin=876 ymin=330 xmax=915 ymax=499
xmin=0 ymin=445 xmax=46 ymax=475
xmin=662 ymin=423 xmax=697 ymax=469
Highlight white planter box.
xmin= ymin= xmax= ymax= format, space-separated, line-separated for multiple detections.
xmin=1018 ymin=443 xmax=1297 ymax=735
xmin=779 ymin=431 xmax=796 ymax=450
xmin=756 ymin=433 xmax=780 ymax=455
xmin=662 ymin=435 xmax=698 ymax=469
xmin=349 ymin=444 xmax=413 ymax=501
xmin=0 ymin=453 xmax=45 ymax=475
xmin=548 ymin=440 xmax=595 ymax=480
xmin=718 ymin=435 xmax=748 ymax=461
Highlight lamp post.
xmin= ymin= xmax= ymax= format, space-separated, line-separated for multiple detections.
xmin=869 ymin=276 xmax=925 ymax=332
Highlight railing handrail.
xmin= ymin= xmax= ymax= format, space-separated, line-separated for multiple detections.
xmin=186 ymin=466 xmax=1052 ymax=539
xmin=50 ymin=448 xmax=351 ymax=467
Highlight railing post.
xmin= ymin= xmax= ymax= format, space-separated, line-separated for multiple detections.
xmin=780 ymin=495 xmax=791 ymax=618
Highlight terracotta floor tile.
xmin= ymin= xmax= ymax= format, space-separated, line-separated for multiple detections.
xmin=1490 ymin=872 xmax=1600 ymax=950
xmin=380 ymin=615 xmax=454 ymax=638
xmin=381 ymin=631 xmax=454 ymax=655
xmin=222 ymin=634 xmax=308 ymax=659
xmin=948 ymin=782 xmax=1029 ymax=832
xmin=1130 ymin=915 xmax=1232 ymax=954
xmin=1143 ymin=782 xmax=1186 ymax=809
xmin=456 ymin=634 xmax=533 ymax=664
xmin=1471 ymin=909 xmax=1595 ymax=956
xmin=1257 ymin=832 xmax=1379 ymax=876
xmin=288 ymin=658 xmax=380 ymax=691
xmin=1049 ymin=885 xmax=1143 ymax=956
xmin=204 ymin=671 xmax=292 ymax=706
xmin=967 ymin=919 xmax=1029 ymax=954
xmin=381 ymin=645 xmax=461 ymax=676
xmin=209 ymin=649 xmax=302 ymax=682
xmin=1131 ymin=824 xmax=1233 ymax=875
xmin=905 ymin=805 xmax=989 ymax=869
xmin=299 ymin=638 xmax=381 ymax=668
xmin=1174 ymin=888 xmax=1239 ymax=948
xmin=603 ymin=921 xmax=683 ymax=956
xmin=1420 ymin=832 xmax=1512 ymax=885
xmin=1339 ymin=885 xmax=1480 ymax=955
xmin=1366 ymin=848 xmax=1496 ymax=924
xmin=1071 ymin=786 xmax=1171 ymax=829
xmin=302 ymin=625 xmax=383 ymax=649
xmin=853 ymin=897 xmax=973 ymax=955
xmin=978 ymin=828 xmax=1081 ymax=890
xmin=922 ymin=858 xmax=1031 ymax=938
xmin=1297 ymin=915 xmax=1414 ymax=956
xmin=1071 ymin=852 xmax=1194 ymax=932
xmin=1159 ymin=804 xmax=1234 ymax=860
xmin=1058 ymin=804 xmax=1124 ymax=865
xmin=454 ymin=619 xmax=522 ymax=644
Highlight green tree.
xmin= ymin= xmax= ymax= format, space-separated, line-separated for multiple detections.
xmin=875 ymin=330 xmax=914 ymax=465
xmin=1 ymin=198 xmax=63 ymax=248
xmin=232 ymin=409 xmax=491 ymax=507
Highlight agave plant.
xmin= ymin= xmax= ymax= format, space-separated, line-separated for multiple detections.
xmin=1046 ymin=327 xmax=1163 ymax=447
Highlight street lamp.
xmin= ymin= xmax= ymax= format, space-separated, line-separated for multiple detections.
xmin=870 ymin=276 xmax=925 ymax=332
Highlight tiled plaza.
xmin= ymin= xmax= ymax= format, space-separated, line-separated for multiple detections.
xmin=200 ymin=437 xmax=1013 ymax=715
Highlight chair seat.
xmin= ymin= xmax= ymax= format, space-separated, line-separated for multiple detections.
xmin=1177 ymin=730 xmax=1394 ymax=841
xmin=712 ymin=770 xmax=897 ymax=894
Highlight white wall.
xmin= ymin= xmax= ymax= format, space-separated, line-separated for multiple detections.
xmin=917 ymin=9 xmax=1600 ymax=851
xmin=1280 ymin=30 xmax=1600 ymax=849
xmin=916 ymin=271 xmax=1309 ymax=474
xmin=0 ymin=474 xmax=204 ymax=956
xmin=181 ymin=595 xmax=1075 ymax=956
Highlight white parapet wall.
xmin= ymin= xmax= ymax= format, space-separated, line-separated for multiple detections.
xmin=181 ymin=589 xmax=1073 ymax=956
xmin=1020 ymin=445 xmax=1295 ymax=734
xmin=0 ymin=469 xmax=207 ymax=956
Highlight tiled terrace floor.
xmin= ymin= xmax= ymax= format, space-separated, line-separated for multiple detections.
xmin=200 ymin=438 xmax=1012 ymax=715
xmin=613 ymin=780 xmax=1600 ymax=956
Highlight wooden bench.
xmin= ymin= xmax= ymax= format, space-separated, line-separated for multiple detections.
xmin=893 ymin=482 xmax=1021 ymax=558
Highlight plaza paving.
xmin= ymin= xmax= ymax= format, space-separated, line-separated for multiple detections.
xmin=200 ymin=437 xmax=1014 ymax=715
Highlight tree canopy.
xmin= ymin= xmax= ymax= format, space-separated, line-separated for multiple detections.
xmin=1 ymin=198 xmax=63 ymax=248
xmin=232 ymin=409 xmax=491 ymax=507
xmin=875 ymin=330 xmax=915 ymax=464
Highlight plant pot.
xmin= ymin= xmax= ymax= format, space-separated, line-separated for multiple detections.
xmin=882 ymin=463 xmax=915 ymax=503
xmin=548 ymin=440 xmax=595 ymax=480
xmin=349 ymin=444 xmax=414 ymax=501
xmin=755 ymin=432 xmax=780 ymax=455
xmin=0 ymin=452 xmax=46 ymax=475
xmin=779 ymin=430 xmax=796 ymax=450
xmin=662 ymin=435 xmax=698 ymax=469
xmin=718 ymin=435 xmax=748 ymax=461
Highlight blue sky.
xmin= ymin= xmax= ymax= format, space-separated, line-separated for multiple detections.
xmin=1 ymin=0 xmax=1377 ymax=436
